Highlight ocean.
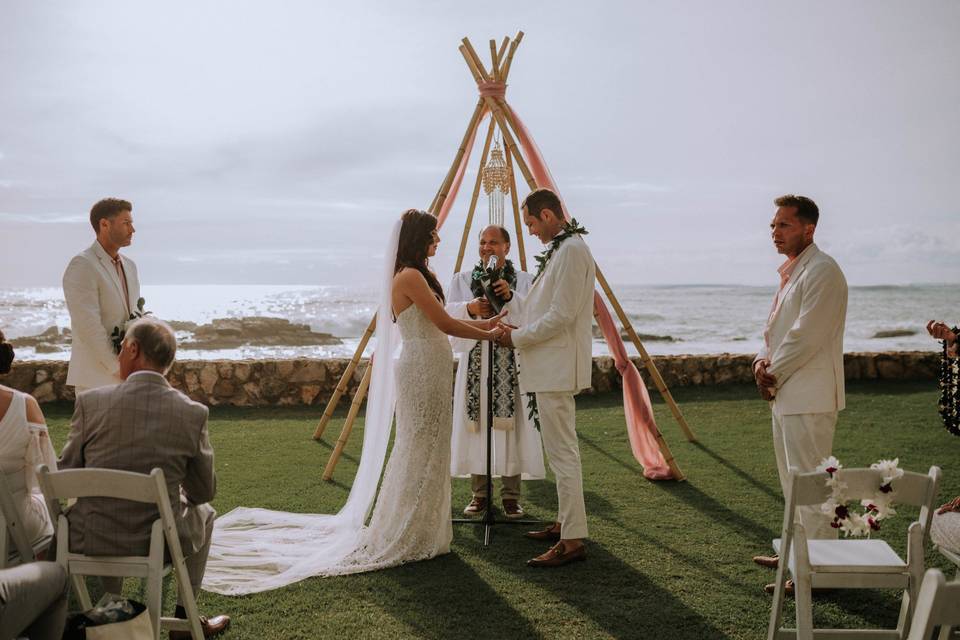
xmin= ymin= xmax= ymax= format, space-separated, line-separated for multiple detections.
xmin=0 ymin=284 xmax=954 ymax=362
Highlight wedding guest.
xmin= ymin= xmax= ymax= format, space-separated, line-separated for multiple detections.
xmin=926 ymin=319 xmax=960 ymax=554
xmin=446 ymin=225 xmax=545 ymax=518
xmin=62 ymin=198 xmax=141 ymax=392
xmin=0 ymin=328 xmax=57 ymax=550
xmin=750 ymin=195 xmax=848 ymax=594
xmin=496 ymin=188 xmax=595 ymax=567
xmin=0 ymin=562 xmax=68 ymax=640
xmin=59 ymin=317 xmax=229 ymax=639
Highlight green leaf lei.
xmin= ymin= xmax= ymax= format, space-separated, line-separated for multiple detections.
xmin=533 ymin=218 xmax=588 ymax=282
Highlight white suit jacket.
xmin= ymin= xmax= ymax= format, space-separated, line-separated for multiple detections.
xmin=505 ymin=235 xmax=596 ymax=394
xmin=62 ymin=242 xmax=141 ymax=389
xmin=756 ymin=243 xmax=847 ymax=416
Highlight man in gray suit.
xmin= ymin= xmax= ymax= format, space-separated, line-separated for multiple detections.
xmin=59 ymin=317 xmax=230 ymax=638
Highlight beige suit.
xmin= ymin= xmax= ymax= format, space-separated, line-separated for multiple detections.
xmin=506 ymin=235 xmax=595 ymax=540
xmin=756 ymin=243 xmax=847 ymax=539
xmin=58 ymin=371 xmax=215 ymax=593
xmin=62 ymin=242 xmax=141 ymax=390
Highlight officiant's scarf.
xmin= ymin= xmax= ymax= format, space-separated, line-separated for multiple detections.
xmin=466 ymin=260 xmax=517 ymax=432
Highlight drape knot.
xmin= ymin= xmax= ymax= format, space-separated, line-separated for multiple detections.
xmin=478 ymin=81 xmax=507 ymax=98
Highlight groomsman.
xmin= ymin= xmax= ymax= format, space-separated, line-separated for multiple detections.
xmin=751 ymin=195 xmax=848 ymax=592
xmin=62 ymin=198 xmax=140 ymax=392
xmin=446 ymin=225 xmax=545 ymax=519
xmin=496 ymin=188 xmax=595 ymax=568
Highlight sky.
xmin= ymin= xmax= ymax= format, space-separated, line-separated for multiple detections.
xmin=1 ymin=1 xmax=958 ymax=288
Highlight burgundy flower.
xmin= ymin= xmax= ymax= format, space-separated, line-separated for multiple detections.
xmin=835 ymin=505 xmax=849 ymax=519
xmin=880 ymin=483 xmax=893 ymax=494
xmin=826 ymin=466 xmax=838 ymax=475
xmin=868 ymin=517 xmax=880 ymax=531
xmin=865 ymin=503 xmax=878 ymax=513
xmin=831 ymin=521 xmax=841 ymax=529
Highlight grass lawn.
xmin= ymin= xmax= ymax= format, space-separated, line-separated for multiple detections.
xmin=43 ymin=380 xmax=959 ymax=639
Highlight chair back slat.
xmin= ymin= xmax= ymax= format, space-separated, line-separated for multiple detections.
xmin=36 ymin=466 xmax=161 ymax=503
xmin=791 ymin=467 xmax=939 ymax=508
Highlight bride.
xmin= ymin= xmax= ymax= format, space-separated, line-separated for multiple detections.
xmin=202 ymin=209 xmax=503 ymax=595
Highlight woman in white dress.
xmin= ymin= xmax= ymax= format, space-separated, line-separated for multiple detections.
xmin=203 ymin=210 xmax=503 ymax=594
xmin=0 ymin=329 xmax=57 ymax=550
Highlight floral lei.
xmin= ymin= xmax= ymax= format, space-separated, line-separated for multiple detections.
xmin=816 ymin=456 xmax=902 ymax=537
xmin=938 ymin=326 xmax=959 ymax=437
xmin=533 ymin=218 xmax=588 ymax=282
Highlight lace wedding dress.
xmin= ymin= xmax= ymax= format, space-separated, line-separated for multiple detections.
xmin=339 ymin=304 xmax=454 ymax=570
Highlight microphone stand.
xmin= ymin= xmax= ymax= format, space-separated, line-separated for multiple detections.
xmin=453 ymin=264 xmax=540 ymax=547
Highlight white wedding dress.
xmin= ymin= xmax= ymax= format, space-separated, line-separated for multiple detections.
xmin=339 ymin=304 xmax=454 ymax=570
xmin=203 ymin=221 xmax=455 ymax=595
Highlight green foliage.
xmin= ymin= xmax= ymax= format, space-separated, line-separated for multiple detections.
xmin=43 ymin=380 xmax=958 ymax=639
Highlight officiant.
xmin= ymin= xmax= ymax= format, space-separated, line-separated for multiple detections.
xmin=446 ymin=225 xmax=545 ymax=518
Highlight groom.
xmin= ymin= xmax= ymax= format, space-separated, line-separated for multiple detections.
xmin=495 ymin=188 xmax=595 ymax=568
xmin=62 ymin=198 xmax=140 ymax=392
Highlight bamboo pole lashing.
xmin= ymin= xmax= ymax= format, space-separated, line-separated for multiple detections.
xmin=454 ymin=116 xmax=497 ymax=273
xmin=313 ymin=314 xmax=376 ymax=440
xmin=322 ymin=361 xmax=373 ymax=481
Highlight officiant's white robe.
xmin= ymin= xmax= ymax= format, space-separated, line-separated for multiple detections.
xmin=446 ymin=270 xmax=545 ymax=480
xmin=62 ymin=241 xmax=141 ymax=389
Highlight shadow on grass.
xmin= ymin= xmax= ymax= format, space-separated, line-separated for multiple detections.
xmin=369 ymin=554 xmax=541 ymax=639
xmin=663 ymin=482 xmax=777 ymax=547
xmin=691 ymin=441 xmax=781 ymax=501
xmin=578 ymin=431 xmax=648 ymax=478
xmin=495 ymin=541 xmax=731 ymax=640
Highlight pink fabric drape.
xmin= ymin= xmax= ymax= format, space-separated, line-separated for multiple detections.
xmin=593 ymin=291 xmax=673 ymax=479
xmin=506 ymin=104 xmax=675 ymax=480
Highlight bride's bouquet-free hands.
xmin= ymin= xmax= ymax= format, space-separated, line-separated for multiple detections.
xmin=481 ymin=309 xmax=509 ymax=341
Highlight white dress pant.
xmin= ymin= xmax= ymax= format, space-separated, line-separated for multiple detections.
xmin=771 ymin=410 xmax=838 ymax=540
xmin=536 ymin=391 xmax=588 ymax=540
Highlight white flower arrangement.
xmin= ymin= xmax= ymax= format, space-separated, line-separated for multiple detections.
xmin=815 ymin=456 xmax=901 ymax=538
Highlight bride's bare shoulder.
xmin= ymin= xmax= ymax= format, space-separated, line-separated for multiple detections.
xmin=394 ymin=268 xmax=426 ymax=287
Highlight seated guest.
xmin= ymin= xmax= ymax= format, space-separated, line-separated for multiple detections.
xmin=0 ymin=561 xmax=68 ymax=640
xmin=0 ymin=328 xmax=57 ymax=551
xmin=59 ymin=317 xmax=229 ymax=639
xmin=926 ymin=320 xmax=960 ymax=553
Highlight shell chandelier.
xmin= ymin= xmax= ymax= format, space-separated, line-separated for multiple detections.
xmin=482 ymin=136 xmax=510 ymax=226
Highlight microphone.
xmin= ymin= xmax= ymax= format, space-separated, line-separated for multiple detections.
xmin=479 ymin=255 xmax=505 ymax=313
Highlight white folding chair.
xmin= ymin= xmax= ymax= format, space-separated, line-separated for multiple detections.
xmin=0 ymin=469 xmax=53 ymax=567
xmin=767 ymin=465 xmax=941 ymax=640
xmin=906 ymin=569 xmax=960 ymax=640
xmin=36 ymin=465 xmax=205 ymax=640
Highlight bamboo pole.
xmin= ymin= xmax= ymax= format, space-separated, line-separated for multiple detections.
xmin=489 ymin=39 xmax=500 ymax=82
xmin=322 ymin=360 xmax=373 ymax=481
xmin=595 ymin=267 xmax=698 ymax=443
xmin=461 ymin=38 xmax=490 ymax=81
xmin=499 ymin=31 xmax=524 ymax=81
xmin=496 ymin=37 xmax=510 ymax=72
xmin=454 ymin=117 xmax=497 ymax=273
xmin=313 ymin=314 xmax=376 ymax=440
xmin=430 ymin=97 xmax=486 ymax=216
xmin=505 ymin=143 xmax=527 ymax=271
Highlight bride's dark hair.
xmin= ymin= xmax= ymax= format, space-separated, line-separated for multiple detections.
xmin=0 ymin=329 xmax=13 ymax=375
xmin=395 ymin=209 xmax=445 ymax=303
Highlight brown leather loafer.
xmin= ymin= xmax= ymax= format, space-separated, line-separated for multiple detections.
xmin=753 ymin=554 xmax=780 ymax=569
xmin=502 ymin=499 xmax=524 ymax=519
xmin=764 ymin=579 xmax=794 ymax=596
xmin=462 ymin=497 xmax=487 ymax=516
xmin=169 ymin=614 xmax=231 ymax=639
xmin=527 ymin=541 xmax=586 ymax=568
xmin=524 ymin=523 xmax=561 ymax=541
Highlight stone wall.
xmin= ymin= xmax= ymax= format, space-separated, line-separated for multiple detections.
xmin=1 ymin=351 xmax=939 ymax=407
